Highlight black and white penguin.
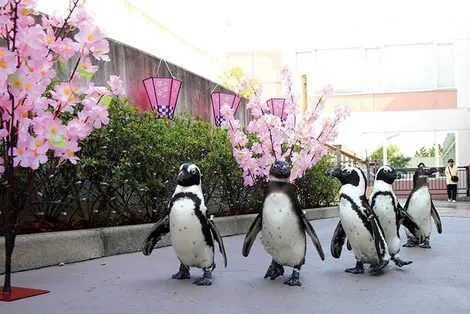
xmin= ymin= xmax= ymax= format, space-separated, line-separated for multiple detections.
xmin=402 ymin=166 xmax=442 ymax=249
xmin=242 ymin=160 xmax=325 ymax=287
xmin=142 ymin=163 xmax=227 ymax=286
xmin=328 ymin=166 xmax=390 ymax=274
xmin=369 ymin=165 xmax=424 ymax=267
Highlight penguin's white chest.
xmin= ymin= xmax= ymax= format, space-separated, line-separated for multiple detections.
xmin=406 ymin=187 xmax=432 ymax=236
xmin=169 ymin=198 xmax=213 ymax=268
xmin=261 ymin=193 xmax=305 ymax=267
xmin=339 ymin=198 xmax=380 ymax=265
xmin=372 ymin=193 xmax=400 ymax=254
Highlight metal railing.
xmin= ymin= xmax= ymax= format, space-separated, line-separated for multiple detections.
xmin=391 ymin=166 xmax=470 ymax=197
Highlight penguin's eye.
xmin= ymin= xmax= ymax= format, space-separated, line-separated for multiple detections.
xmin=345 ymin=169 xmax=352 ymax=175
xmin=190 ymin=169 xmax=196 ymax=175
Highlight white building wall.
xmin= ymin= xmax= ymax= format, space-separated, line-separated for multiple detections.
xmin=284 ymin=17 xmax=470 ymax=166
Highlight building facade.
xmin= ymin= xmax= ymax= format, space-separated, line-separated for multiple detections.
xmin=225 ymin=17 xmax=470 ymax=167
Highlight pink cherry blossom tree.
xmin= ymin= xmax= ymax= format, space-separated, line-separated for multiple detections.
xmin=0 ymin=0 xmax=126 ymax=294
xmin=220 ymin=66 xmax=351 ymax=186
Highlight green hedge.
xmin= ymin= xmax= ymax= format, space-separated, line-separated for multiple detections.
xmin=5 ymin=99 xmax=340 ymax=235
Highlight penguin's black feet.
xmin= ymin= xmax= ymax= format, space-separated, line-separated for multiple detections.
xmin=403 ymin=237 xmax=418 ymax=247
xmin=263 ymin=259 xmax=285 ymax=280
xmin=284 ymin=268 xmax=302 ymax=287
xmin=370 ymin=259 xmax=389 ymax=274
xmin=419 ymin=238 xmax=431 ymax=249
xmin=171 ymin=263 xmax=191 ymax=280
xmin=345 ymin=261 xmax=365 ymax=274
xmin=392 ymin=256 xmax=413 ymax=267
xmin=193 ymin=267 xmax=212 ymax=286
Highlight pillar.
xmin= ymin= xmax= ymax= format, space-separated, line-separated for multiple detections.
xmin=383 ymin=132 xmax=388 ymax=166
xmin=300 ymin=74 xmax=307 ymax=122
xmin=434 ymin=131 xmax=440 ymax=178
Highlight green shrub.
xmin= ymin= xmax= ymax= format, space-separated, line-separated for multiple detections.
xmin=8 ymin=98 xmax=340 ymax=234
xmin=296 ymin=155 xmax=340 ymax=208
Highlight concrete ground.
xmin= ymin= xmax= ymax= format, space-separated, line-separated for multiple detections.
xmin=2 ymin=201 xmax=470 ymax=314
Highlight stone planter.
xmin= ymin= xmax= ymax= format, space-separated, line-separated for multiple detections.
xmin=0 ymin=206 xmax=338 ymax=274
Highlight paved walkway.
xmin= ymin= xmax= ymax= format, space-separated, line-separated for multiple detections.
xmin=1 ymin=203 xmax=470 ymax=314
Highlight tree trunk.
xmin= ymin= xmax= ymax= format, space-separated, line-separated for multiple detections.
xmin=2 ymin=231 xmax=15 ymax=294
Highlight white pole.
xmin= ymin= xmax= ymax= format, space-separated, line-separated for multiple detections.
xmin=434 ymin=131 xmax=439 ymax=178
xmin=383 ymin=132 xmax=388 ymax=166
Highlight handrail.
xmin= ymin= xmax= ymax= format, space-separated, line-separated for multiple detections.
xmin=325 ymin=143 xmax=367 ymax=165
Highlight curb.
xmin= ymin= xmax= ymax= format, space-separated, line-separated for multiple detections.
xmin=0 ymin=206 xmax=338 ymax=274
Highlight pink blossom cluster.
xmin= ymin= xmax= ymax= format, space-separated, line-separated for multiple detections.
xmin=221 ymin=66 xmax=351 ymax=186
xmin=0 ymin=0 xmax=126 ymax=173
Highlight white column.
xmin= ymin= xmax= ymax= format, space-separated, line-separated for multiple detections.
xmin=383 ymin=132 xmax=388 ymax=166
xmin=434 ymin=131 xmax=440 ymax=178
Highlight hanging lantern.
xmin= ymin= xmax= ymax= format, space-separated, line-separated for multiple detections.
xmin=210 ymin=92 xmax=242 ymax=126
xmin=143 ymin=76 xmax=182 ymax=120
xmin=266 ymin=98 xmax=287 ymax=120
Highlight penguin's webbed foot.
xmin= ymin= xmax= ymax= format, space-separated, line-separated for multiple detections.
xmin=419 ymin=238 xmax=431 ymax=249
xmin=193 ymin=267 xmax=212 ymax=286
xmin=345 ymin=261 xmax=365 ymax=274
xmin=370 ymin=259 xmax=389 ymax=274
xmin=392 ymin=256 xmax=413 ymax=267
xmin=284 ymin=268 xmax=301 ymax=287
xmin=403 ymin=237 xmax=417 ymax=247
xmin=264 ymin=259 xmax=285 ymax=280
xmin=171 ymin=263 xmax=191 ymax=280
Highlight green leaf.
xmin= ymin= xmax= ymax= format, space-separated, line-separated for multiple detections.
xmin=77 ymin=66 xmax=95 ymax=79
xmin=49 ymin=134 xmax=66 ymax=148
xmin=101 ymin=95 xmax=112 ymax=107
xmin=59 ymin=61 xmax=66 ymax=71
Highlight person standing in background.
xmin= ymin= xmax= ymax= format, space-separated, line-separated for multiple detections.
xmin=445 ymin=158 xmax=458 ymax=203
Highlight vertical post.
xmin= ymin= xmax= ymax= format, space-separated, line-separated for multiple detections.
xmin=466 ymin=166 xmax=470 ymax=197
xmin=300 ymin=74 xmax=307 ymax=122
xmin=434 ymin=131 xmax=439 ymax=179
xmin=383 ymin=132 xmax=388 ymax=166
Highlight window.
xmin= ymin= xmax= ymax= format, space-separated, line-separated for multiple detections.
xmin=296 ymin=52 xmax=313 ymax=77
xmin=437 ymin=44 xmax=454 ymax=88
xmin=314 ymin=48 xmax=364 ymax=93
xmin=383 ymin=44 xmax=435 ymax=91
xmin=365 ymin=48 xmax=382 ymax=91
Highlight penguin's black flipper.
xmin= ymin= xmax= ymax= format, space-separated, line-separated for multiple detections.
xmin=242 ymin=213 xmax=262 ymax=257
xmin=397 ymin=202 xmax=425 ymax=243
xmin=208 ymin=216 xmax=228 ymax=267
xmin=361 ymin=196 xmax=389 ymax=261
xmin=430 ymin=200 xmax=442 ymax=234
xmin=300 ymin=213 xmax=325 ymax=261
xmin=142 ymin=215 xmax=170 ymax=256
xmin=331 ymin=220 xmax=347 ymax=259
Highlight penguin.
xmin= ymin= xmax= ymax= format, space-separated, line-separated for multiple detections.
xmin=327 ymin=166 xmax=390 ymax=274
xmin=402 ymin=166 xmax=442 ymax=249
xmin=242 ymin=160 xmax=325 ymax=287
xmin=141 ymin=163 xmax=227 ymax=286
xmin=369 ymin=165 xmax=425 ymax=268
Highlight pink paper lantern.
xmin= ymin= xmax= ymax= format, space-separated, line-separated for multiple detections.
xmin=266 ymin=98 xmax=287 ymax=120
xmin=210 ymin=92 xmax=242 ymax=126
xmin=143 ymin=76 xmax=182 ymax=119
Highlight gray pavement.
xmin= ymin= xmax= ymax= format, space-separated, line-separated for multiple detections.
xmin=2 ymin=204 xmax=470 ymax=314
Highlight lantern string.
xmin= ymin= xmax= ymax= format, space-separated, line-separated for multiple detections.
xmin=164 ymin=59 xmax=174 ymax=78
xmin=210 ymin=83 xmax=219 ymax=94
xmin=155 ymin=58 xmax=174 ymax=78
xmin=156 ymin=59 xmax=162 ymax=76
